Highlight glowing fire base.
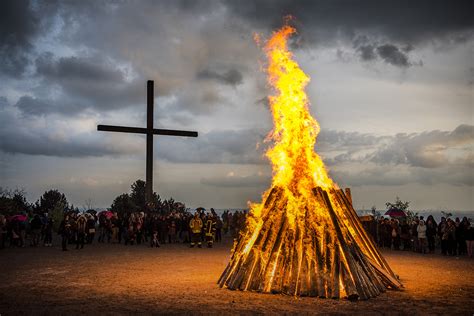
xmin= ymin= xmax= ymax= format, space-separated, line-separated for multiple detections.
xmin=219 ymin=186 xmax=402 ymax=300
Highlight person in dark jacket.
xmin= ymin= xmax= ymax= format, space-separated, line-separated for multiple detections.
xmin=426 ymin=216 xmax=437 ymax=253
xmin=30 ymin=214 xmax=42 ymax=247
xmin=465 ymin=220 xmax=473 ymax=258
xmin=438 ymin=217 xmax=448 ymax=255
xmin=85 ymin=214 xmax=96 ymax=244
xmin=76 ymin=215 xmax=87 ymax=249
xmin=59 ymin=215 xmax=72 ymax=251
xmin=43 ymin=217 xmax=53 ymax=247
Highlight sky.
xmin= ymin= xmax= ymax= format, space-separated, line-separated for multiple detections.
xmin=0 ymin=0 xmax=473 ymax=211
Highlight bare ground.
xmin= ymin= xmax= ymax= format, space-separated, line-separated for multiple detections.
xmin=0 ymin=238 xmax=473 ymax=315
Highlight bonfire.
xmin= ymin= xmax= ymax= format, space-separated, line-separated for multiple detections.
xmin=218 ymin=23 xmax=403 ymax=300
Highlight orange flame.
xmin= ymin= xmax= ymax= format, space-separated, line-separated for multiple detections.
xmin=249 ymin=25 xmax=335 ymax=228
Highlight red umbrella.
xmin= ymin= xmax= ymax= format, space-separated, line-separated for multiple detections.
xmin=384 ymin=209 xmax=406 ymax=217
xmin=10 ymin=214 xmax=27 ymax=222
xmin=99 ymin=210 xmax=114 ymax=219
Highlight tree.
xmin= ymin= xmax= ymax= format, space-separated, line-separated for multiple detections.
xmin=130 ymin=179 xmax=146 ymax=211
xmin=386 ymin=196 xmax=417 ymax=222
xmin=385 ymin=196 xmax=410 ymax=213
xmin=0 ymin=187 xmax=30 ymax=216
xmin=110 ymin=193 xmax=135 ymax=215
xmin=37 ymin=189 xmax=69 ymax=214
xmin=129 ymin=179 xmax=161 ymax=211
xmin=82 ymin=198 xmax=93 ymax=211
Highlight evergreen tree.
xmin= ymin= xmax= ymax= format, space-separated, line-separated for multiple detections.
xmin=110 ymin=193 xmax=135 ymax=215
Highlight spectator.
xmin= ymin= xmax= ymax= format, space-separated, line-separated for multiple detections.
xmin=76 ymin=215 xmax=87 ymax=250
xmin=58 ymin=215 xmax=72 ymax=251
xmin=466 ymin=220 xmax=473 ymax=258
xmin=417 ymin=220 xmax=427 ymax=254
xmin=0 ymin=215 xmax=6 ymax=249
xmin=43 ymin=217 xmax=53 ymax=247
xmin=30 ymin=214 xmax=42 ymax=247
xmin=426 ymin=216 xmax=437 ymax=253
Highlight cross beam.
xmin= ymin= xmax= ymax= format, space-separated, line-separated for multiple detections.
xmin=97 ymin=80 xmax=198 ymax=205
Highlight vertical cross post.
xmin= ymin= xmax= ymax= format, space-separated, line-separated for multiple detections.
xmin=146 ymin=80 xmax=154 ymax=204
xmin=97 ymin=80 xmax=197 ymax=209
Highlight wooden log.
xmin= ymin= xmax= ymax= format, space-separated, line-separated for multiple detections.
xmin=222 ymin=187 xmax=286 ymax=291
xmin=344 ymin=188 xmax=353 ymax=206
xmin=259 ymin=209 xmax=289 ymax=292
xmin=340 ymin=262 xmax=359 ymax=300
xmin=331 ymin=244 xmax=341 ymax=298
xmin=313 ymin=226 xmax=326 ymax=297
xmin=365 ymin=256 xmax=402 ymax=290
xmin=318 ymin=187 xmax=373 ymax=299
xmin=334 ymin=189 xmax=402 ymax=289
xmin=324 ymin=229 xmax=333 ymax=298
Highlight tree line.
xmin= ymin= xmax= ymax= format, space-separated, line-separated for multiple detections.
xmin=0 ymin=179 xmax=185 ymax=231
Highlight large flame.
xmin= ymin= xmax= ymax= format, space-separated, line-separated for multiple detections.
xmin=265 ymin=25 xmax=333 ymax=191
xmin=251 ymin=25 xmax=335 ymax=231
xmin=219 ymin=22 xmax=402 ymax=299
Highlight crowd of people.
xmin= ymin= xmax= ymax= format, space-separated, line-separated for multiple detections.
xmin=0 ymin=209 xmax=249 ymax=251
xmin=362 ymin=215 xmax=474 ymax=257
xmin=1 ymin=210 xmax=473 ymax=258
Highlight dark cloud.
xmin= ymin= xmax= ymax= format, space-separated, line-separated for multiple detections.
xmin=32 ymin=53 xmax=144 ymax=114
xmin=376 ymin=44 xmax=411 ymax=67
xmin=353 ymin=36 xmax=413 ymax=67
xmin=0 ymin=0 xmax=38 ymax=76
xmin=14 ymin=95 xmax=85 ymax=117
xmin=36 ymin=54 xmax=124 ymax=82
xmin=196 ymin=68 xmax=243 ymax=86
xmin=0 ymin=104 xmax=142 ymax=157
xmin=15 ymin=96 xmax=57 ymax=116
xmin=0 ymin=1 xmax=58 ymax=77
xmin=371 ymin=125 xmax=474 ymax=168
xmin=224 ymin=0 xmax=472 ymax=67
xmin=357 ymin=45 xmax=376 ymax=62
xmin=224 ymin=0 xmax=473 ymax=44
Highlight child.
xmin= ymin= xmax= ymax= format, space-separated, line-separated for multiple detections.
xmin=151 ymin=230 xmax=160 ymax=248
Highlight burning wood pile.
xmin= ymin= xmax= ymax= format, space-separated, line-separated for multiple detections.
xmin=218 ymin=23 xmax=402 ymax=300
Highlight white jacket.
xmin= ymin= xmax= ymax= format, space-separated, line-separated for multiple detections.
xmin=417 ymin=224 xmax=427 ymax=239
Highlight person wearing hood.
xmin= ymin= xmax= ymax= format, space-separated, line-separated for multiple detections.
xmin=417 ymin=220 xmax=427 ymax=254
xmin=75 ymin=215 xmax=87 ymax=250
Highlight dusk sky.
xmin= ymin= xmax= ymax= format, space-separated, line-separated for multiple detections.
xmin=1 ymin=0 xmax=472 ymax=211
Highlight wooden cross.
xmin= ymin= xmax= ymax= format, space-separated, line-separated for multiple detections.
xmin=97 ymin=80 xmax=198 ymax=205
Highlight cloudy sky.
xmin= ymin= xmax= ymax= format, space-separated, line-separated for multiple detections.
xmin=1 ymin=0 xmax=473 ymax=211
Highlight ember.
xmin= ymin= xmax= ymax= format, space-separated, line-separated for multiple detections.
xmin=218 ymin=23 xmax=403 ymax=300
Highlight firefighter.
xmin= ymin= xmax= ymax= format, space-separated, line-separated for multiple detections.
xmin=204 ymin=214 xmax=217 ymax=248
xmin=189 ymin=213 xmax=203 ymax=248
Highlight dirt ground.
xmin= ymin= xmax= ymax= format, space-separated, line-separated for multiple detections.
xmin=0 ymin=237 xmax=473 ymax=315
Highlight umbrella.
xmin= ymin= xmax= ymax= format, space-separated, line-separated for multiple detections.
xmin=10 ymin=214 xmax=27 ymax=222
xmin=99 ymin=210 xmax=114 ymax=219
xmin=384 ymin=209 xmax=406 ymax=217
